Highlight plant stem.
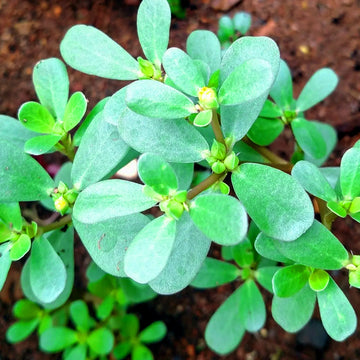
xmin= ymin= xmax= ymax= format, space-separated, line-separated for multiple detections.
xmin=242 ymin=137 xmax=288 ymax=164
xmin=211 ymin=109 xmax=225 ymax=145
xmin=37 ymin=214 xmax=72 ymax=236
xmin=187 ymin=172 xmax=224 ymax=200
xmin=317 ymin=198 xmax=337 ymax=230
xmin=56 ymin=134 xmax=75 ymax=162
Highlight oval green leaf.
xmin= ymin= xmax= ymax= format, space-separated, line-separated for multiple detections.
xmin=40 ymin=327 xmax=78 ymax=352
xmin=309 ymin=269 xmax=329 ymax=292
xmin=340 ymin=146 xmax=360 ymax=199
xmin=63 ymin=92 xmax=87 ymax=132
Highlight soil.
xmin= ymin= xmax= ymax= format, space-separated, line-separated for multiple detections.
xmin=1 ymin=0 xmax=360 ymax=359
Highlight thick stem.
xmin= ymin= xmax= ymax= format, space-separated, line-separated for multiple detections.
xmin=37 ymin=214 xmax=72 ymax=236
xmin=187 ymin=172 xmax=224 ymax=200
xmin=211 ymin=109 xmax=225 ymax=145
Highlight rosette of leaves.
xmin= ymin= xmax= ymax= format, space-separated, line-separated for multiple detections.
xmin=247 ymin=59 xmax=338 ymax=165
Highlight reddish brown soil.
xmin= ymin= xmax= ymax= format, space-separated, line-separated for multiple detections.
xmin=1 ymin=0 xmax=360 ymax=359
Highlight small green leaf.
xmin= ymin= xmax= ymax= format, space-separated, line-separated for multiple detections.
xmin=40 ymin=327 xmax=78 ymax=352
xmin=272 ymin=220 xmax=349 ymax=270
xmin=259 ymin=100 xmax=283 ymax=118
xmin=63 ymin=344 xmax=87 ymax=360
xmin=247 ymin=117 xmax=284 ymax=146
xmin=6 ymin=318 xmax=40 ymax=343
xmin=124 ymin=216 xmax=176 ymax=284
xmin=0 ymin=243 xmax=11 ymax=291
xmin=255 ymin=266 xmax=280 ymax=293
xmin=132 ymin=345 xmax=154 ymax=360
xmin=18 ymin=102 xmax=56 ymax=134
xmin=193 ymin=110 xmax=212 ymax=127
xmin=30 ymin=236 xmax=67 ymax=303
xmin=205 ymin=286 xmax=245 ymax=355
xmin=60 ymin=25 xmax=139 ymax=80
xmin=327 ymin=201 xmax=347 ymax=218
xmin=349 ymin=268 xmax=360 ymax=288
xmin=232 ymin=238 xmax=254 ymax=268
xmin=24 ymin=134 xmax=62 ymax=155
xmin=190 ymin=193 xmax=248 ymax=246
xmin=291 ymin=118 xmax=327 ymax=159
xmin=10 ymin=234 xmax=31 ymax=261
xmin=272 ymin=265 xmax=310 ymax=297
xmin=270 ymin=59 xmax=293 ymax=108
xmin=219 ymin=59 xmax=273 ymax=105
xmin=317 ymin=277 xmax=357 ymax=341
xmin=113 ymin=341 xmax=132 ymax=360
xmin=191 ymin=257 xmax=240 ymax=288
xmin=0 ymin=140 xmax=54 ymax=202
xmin=296 ymin=68 xmax=338 ymax=112
xmin=163 ymin=47 xmax=205 ymax=96
xmin=63 ymin=92 xmax=87 ymax=132
xmin=139 ymin=321 xmax=167 ymax=343
xmin=87 ymin=327 xmax=114 ymax=355
xmin=340 ymin=146 xmax=360 ymax=199
xmin=73 ymin=180 xmax=156 ymax=224
xmin=138 ymin=153 xmax=178 ymax=195
xmin=137 ymin=0 xmax=170 ymax=67
xmin=13 ymin=299 xmax=41 ymax=320
xmin=0 ymin=203 xmax=22 ymax=231
xmin=121 ymin=313 xmax=140 ymax=338
xmin=217 ymin=15 xmax=235 ymax=42
xmin=32 ymin=58 xmax=69 ymax=120
xmin=272 ymin=284 xmax=316 ymax=333
xmin=292 ymin=160 xmax=337 ymax=202
xmin=232 ymin=163 xmax=314 ymax=241
xmin=309 ymin=269 xmax=329 ymax=292
xmin=233 ymin=12 xmax=251 ymax=34
xmin=70 ymin=300 xmax=91 ymax=332
xmin=125 ymin=80 xmax=196 ymax=119
xmin=239 ymin=280 xmax=266 ymax=332
xmin=186 ymin=30 xmax=221 ymax=74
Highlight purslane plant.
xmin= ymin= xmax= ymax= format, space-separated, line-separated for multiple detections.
xmin=1 ymin=0 xmax=360 ymax=356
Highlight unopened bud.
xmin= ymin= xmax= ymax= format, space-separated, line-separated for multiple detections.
xmin=211 ymin=161 xmax=226 ymax=174
xmin=54 ymin=196 xmax=69 ymax=215
xmin=224 ymin=152 xmax=239 ymax=171
xmin=197 ymin=87 xmax=218 ymax=110
xmin=211 ymin=140 xmax=226 ymax=160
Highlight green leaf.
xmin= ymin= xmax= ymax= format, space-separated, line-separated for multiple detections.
xmin=232 ymin=163 xmax=314 ymax=241
xmin=139 ymin=321 xmax=167 ymax=343
xmin=0 ymin=202 xmax=22 ymax=231
xmin=105 ymin=87 xmax=208 ymax=162
xmin=255 ymin=266 xmax=280 ymax=293
xmin=32 ymin=58 xmax=69 ymax=120
xmin=340 ymin=146 xmax=360 ymax=199
xmin=296 ymin=68 xmax=338 ymax=112
xmin=73 ymin=213 xmax=150 ymax=277
xmin=30 ymin=236 xmax=67 ymax=303
xmin=18 ymin=101 xmax=56 ymax=134
xmin=163 ymin=48 xmax=205 ymax=96
xmin=170 ymin=163 xmax=194 ymax=190
xmin=13 ymin=299 xmax=41 ymax=320
xmin=87 ymin=327 xmax=114 ymax=355
xmin=63 ymin=92 xmax=87 ymax=132
xmin=205 ymin=286 xmax=245 ymax=355
xmin=247 ymin=117 xmax=284 ymax=146
xmin=70 ymin=300 xmax=91 ymax=332
xmin=193 ymin=110 xmax=212 ymax=127
xmin=63 ymin=344 xmax=87 ymax=360
xmin=149 ymin=212 xmax=211 ymax=294
xmin=317 ymin=277 xmax=357 ymax=341
xmin=137 ymin=0 xmax=170 ymax=67
xmin=72 ymin=112 xmax=129 ymax=190
xmin=121 ymin=313 xmax=140 ymax=338
xmin=232 ymin=238 xmax=254 ymax=268
xmin=24 ymin=134 xmax=62 ymax=155
xmin=272 ymin=265 xmax=310 ymax=297
xmin=132 ymin=345 xmax=154 ymax=360
xmin=272 ymin=220 xmax=349 ymax=270
xmin=218 ymin=15 xmax=235 ymax=42
xmin=233 ymin=12 xmax=251 ymax=34
xmin=291 ymin=160 xmax=337 ymax=202
xmin=238 ymin=280 xmax=266 ymax=332
xmin=0 ymin=140 xmax=54 ymax=202
xmin=73 ymin=180 xmax=156 ymax=224
xmin=349 ymin=268 xmax=360 ymax=288
xmin=255 ymin=233 xmax=292 ymax=264
xmin=125 ymin=80 xmax=196 ymax=119
xmin=40 ymin=327 xmax=78 ymax=352
xmin=291 ymin=118 xmax=327 ymax=159
xmin=270 ymin=59 xmax=293 ymax=108
xmin=60 ymin=25 xmax=139 ymax=80
xmin=138 ymin=153 xmax=178 ymax=195
xmin=113 ymin=341 xmax=132 ymax=360
xmin=119 ymin=278 xmax=156 ymax=303
xmin=272 ymin=283 xmax=316 ymax=332
xmin=74 ymin=97 xmax=109 ymax=145
xmin=259 ymin=100 xmax=283 ymax=118
xmin=327 ymin=201 xmax=347 ymax=218
xmin=191 ymin=257 xmax=240 ymax=288
xmin=6 ymin=318 xmax=40 ymax=343
xmin=10 ymin=234 xmax=31 ymax=261
xmin=219 ymin=59 xmax=273 ymax=105
xmin=124 ymin=216 xmax=176 ymax=284
xmin=0 ymin=115 xmax=37 ymax=149
xmin=186 ymin=30 xmax=221 ymax=74
xmin=189 ymin=193 xmax=248 ymax=246
xmin=0 ymin=243 xmax=11 ymax=291
xmin=309 ymin=269 xmax=329 ymax=292
xmin=220 ymin=36 xmax=280 ymax=84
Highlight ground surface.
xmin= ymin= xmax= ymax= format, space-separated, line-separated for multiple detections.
xmin=1 ymin=0 xmax=360 ymax=359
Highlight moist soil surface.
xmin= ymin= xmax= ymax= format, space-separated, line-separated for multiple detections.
xmin=1 ymin=0 xmax=360 ymax=359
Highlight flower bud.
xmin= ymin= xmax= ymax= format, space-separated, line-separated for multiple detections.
xmin=64 ymin=189 xmax=79 ymax=205
xmin=166 ymin=199 xmax=184 ymax=220
xmin=211 ymin=140 xmax=226 ymax=160
xmin=211 ymin=161 xmax=226 ymax=174
xmin=174 ymin=190 xmax=187 ymax=203
xmin=219 ymin=182 xmax=230 ymax=195
xmin=57 ymin=181 xmax=68 ymax=194
xmin=54 ymin=196 xmax=69 ymax=215
xmin=224 ymin=152 xmax=239 ymax=171
xmin=197 ymin=87 xmax=219 ymax=110
xmin=138 ymin=57 xmax=154 ymax=78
